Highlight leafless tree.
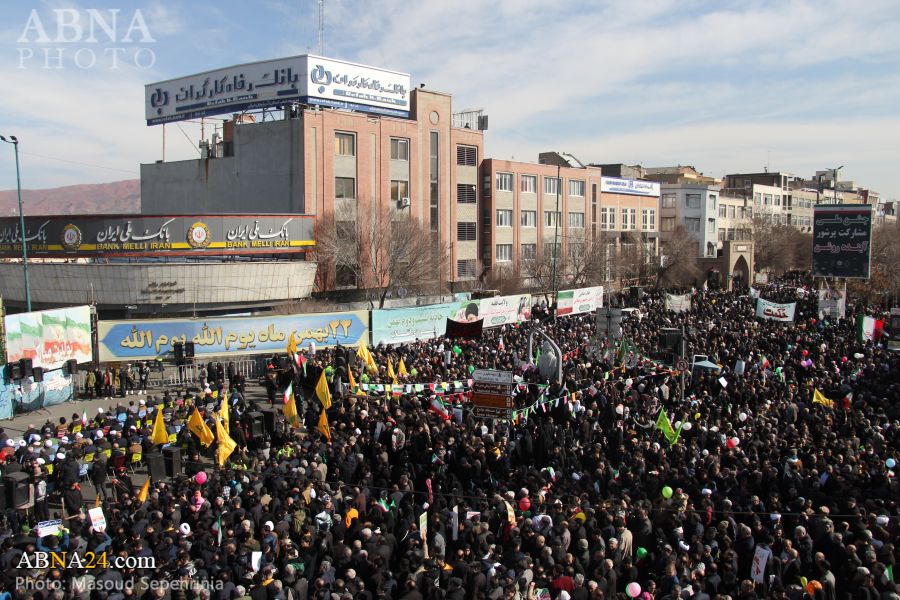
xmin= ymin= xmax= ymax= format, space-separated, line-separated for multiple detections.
xmin=657 ymin=225 xmax=701 ymax=288
xmin=565 ymin=230 xmax=609 ymax=287
xmin=753 ymin=216 xmax=812 ymax=274
xmin=848 ymin=220 xmax=900 ymax=306
xmin=314 ymin=202 xmax=446 ymax=308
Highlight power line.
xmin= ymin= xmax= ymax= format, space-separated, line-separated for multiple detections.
xmin=16 ymin=150 xmax=138 ymax=175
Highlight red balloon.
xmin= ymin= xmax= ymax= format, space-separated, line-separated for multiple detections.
xmin=519 ymin=498 xmax=531 ymax=511
xmin=802 ymin=350 xmax=809 ymax=357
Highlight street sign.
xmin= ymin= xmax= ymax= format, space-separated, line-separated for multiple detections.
xmin=676 ymin=359 xmax=688 ymax=371
xmin=470 ymin=392 xmax=513 ymax=409
xmin=472 ymin=369 xmax=514 ymax=384
xmin=473 ymin=406 xmax=513 ymax=420
xmin=472 ymin=381 xmax=515 ymax=395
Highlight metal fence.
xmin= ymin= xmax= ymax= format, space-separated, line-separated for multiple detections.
xmin=77 ymin=359 xmax=261 ymax=393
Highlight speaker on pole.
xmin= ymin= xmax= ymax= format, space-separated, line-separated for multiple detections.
xmin=18 ymin=358 xmax=33 ymax=378
xmin=65 ymin=359 xmax=78 ymax=375
xmin=4 ymin=472 xmax=30 ymax=508
xmin=32 ymin=367 xmax=44 ymax=383
xmin=185 ymin=342 xmax=195 ymax=358
xmin=259 ymin=408 xmax=276 ymax=434
xmin=247 ymin=411 xmax=265 ymax=438
xmin=146 ymin=452 xmax=166 ymax=481
xmin=163 ymin=446 xmax=182 ymax=477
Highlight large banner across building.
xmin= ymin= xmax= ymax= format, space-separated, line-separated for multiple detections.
xmin=97 ymin=310 xmax=368 ymax=361
xmin=812 ymin=204 xmax=873 ymax=279
xmin=145 ymin=55 xmax=411 ymax=124
xmin=0 ymin=215 xmax=315 ymax=258
xmin=4 ymin=306 xmax=92 ymax=369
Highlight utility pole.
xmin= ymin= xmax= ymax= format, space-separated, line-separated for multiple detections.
xmin=317 ymin=0 xmax=325 ymax=55
xmin=1 ymin=135 xmax=31 ymax=311
xmin=551 ymin=163 xmax=561 ymax=320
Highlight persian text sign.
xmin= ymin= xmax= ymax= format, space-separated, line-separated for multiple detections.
xmin=817 ymin=288 xmax=846 ymax=319
xmin=557 ymin=286 xmax=604 ymax=316
xmin=812 ymin=204 xmax=872 ymax=279
xmin=478 ymin=294 xmax=531 ymax=327
xmin=98 ymin=311 xmax=368 ymax=361
xmin=665 ymin=293 xmax=692 ymax=313
xmin=4 ymin=306 xmax=92 ymax=369
xmin=145 ymin=54 xmax=410 ymax=124
xmin=0 ymin=215 xmax=314 ymax=258
xmin=756 ymin=298 xmax=796 ymax=322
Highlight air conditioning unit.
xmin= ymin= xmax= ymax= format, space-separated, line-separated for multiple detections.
xmin=398 ymin=197 xmax=411 ymax=209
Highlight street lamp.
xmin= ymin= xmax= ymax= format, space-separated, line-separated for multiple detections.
xmin=0 ymin=135 xmax=31 ymax=311
xmin=830 ymin=165 xmax=844 ymax=203
xmin=551 ymin=164 xmax=561 ymax=320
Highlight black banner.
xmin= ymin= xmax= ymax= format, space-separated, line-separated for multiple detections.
xmin=812 ymin=204 xmax=872 ymax=279
xmin=0 ymin=214 xmax=315 ymax=258
xmin=445 ymin=318 xmax=484 ymax=340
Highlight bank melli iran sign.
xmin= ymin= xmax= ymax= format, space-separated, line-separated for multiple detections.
xmin=145 ymin=54 xmax=411 ymax=124
xmin=0 ymin=215 xmax=314 ymax=258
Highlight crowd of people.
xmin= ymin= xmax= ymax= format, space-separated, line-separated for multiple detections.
xmin=0 ymin=274 xmax=898 ymax=600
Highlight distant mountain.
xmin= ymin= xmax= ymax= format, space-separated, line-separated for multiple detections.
xmin=0 ymin=179 xmax=140 ymax=216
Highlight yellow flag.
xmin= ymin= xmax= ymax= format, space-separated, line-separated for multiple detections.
xmin=387 ymin=358 xmax=397 ymax=384
xmin=813 ymin=389 xmax=835 ymax=409
xmin=215 ymin=412 xmax=236 ymax=467
xmin=357 ymin=341 xmax=377 ymax=373
xmin=151 ymin=406 xmax=169 ymax=445
xmin=316 ymin=370 xmax=332 ymax=409
xmin=220 ymin=399 xmax=230 ymax=435
xmin=95 ymin=494 xmax=102 ymax=508
xmin=283 ymin=391 xmax=300 ymax=428
xmin=137 ymin=477 xmax=150 ymax=503
xmin=286 ymin=331 xmax=298 ymax=356
xmin=347 ymin=365 xmax=357 ymax=391
xmin=317 ymin=408 xmax=332 ymax=442
xmin=188 ymin=407 xmax=214 ymax=447
xmin=398 ymin=358 xmax=408 ymax=377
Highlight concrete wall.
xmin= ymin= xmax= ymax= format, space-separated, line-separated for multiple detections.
xmin=141 ymin=119 xmax=305 ymax=215
xmin=0 ymin=261 xmax=316 ymax=314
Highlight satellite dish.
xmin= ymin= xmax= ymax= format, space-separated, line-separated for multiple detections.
xmin=397 ymin=287 xmax=408 ymax=298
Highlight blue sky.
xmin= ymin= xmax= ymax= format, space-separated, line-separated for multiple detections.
xmin=1 ymin=0 xmax=899 ymax=201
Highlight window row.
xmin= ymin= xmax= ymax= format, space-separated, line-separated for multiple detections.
xmin=600 ymin=208 xmax=654 ymax=230
xmin=494 ymin=172 xmax=585 ymax=196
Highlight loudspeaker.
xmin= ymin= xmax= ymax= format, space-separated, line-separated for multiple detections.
xmin=247 ymin=411 xmax=265 ymax=438
xmin=163 ymin=446 xmax=182 ymax=478
xmin=629 ymin=286 xmax=643 ymax=306
xmin=173 ymin=343 xmax=184 ymax=360
xmin=32 ymin=367 xmax=44 ymax=383
xmin=4 ymin=471 xmax=30 ymax=508
xmin=65 ymin=359 xmax=78 ymax=375
xmin=19 ymin=358 xmax=33 ymax=378
xmin=7 ymin=362 xmax=22 ymax=380
xmin=259 ymin=408 xmax=276 ymax=434
xmin=185 ymin=342 xmax=195 ymax=358
xmin=658 ymin=328 xmax=683 ymax=355
xmin=145 ymin=452 xmax=166 ymax=481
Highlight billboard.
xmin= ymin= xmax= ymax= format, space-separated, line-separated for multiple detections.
xmin=0 ymin=215 xmax=314 ymax=259
xmin=812 ymin=204 xmax=872 ymax=279
xmin=600 ymin=177 xmax=660 ymax=197
xmin=557 ymin=287 xmax=604 ymax=316
xmin=145 ymin=55 xmax=411 ymax=124
xmin=4 ymin=306 xmax=93 ymax=369
xmin=97 ymin=310 xmax=369 ymax=362
xmin=817 ymin=288 xmax=846 ymax=319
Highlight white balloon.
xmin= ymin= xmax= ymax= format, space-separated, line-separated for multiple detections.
xmin=682 ymin=422 xmax=693 ymax=431
xmin=615 ymin=405 xmax=624 ymax=415
xmin=739 ymin=412 xmax=748 ymax=421
xmin=674 ymin=421 xmax=682 ymax=429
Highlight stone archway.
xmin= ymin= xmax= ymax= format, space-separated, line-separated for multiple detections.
xmin=732 ymin=254 xmax=749 ymax=290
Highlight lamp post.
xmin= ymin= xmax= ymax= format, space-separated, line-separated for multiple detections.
xmin=1 ymin=135 xmax=31 ymax=312
xmin=830 ymin=165 xmax=844 ymax=204
xmin=550 ymin=164 xmax=561 ymax=321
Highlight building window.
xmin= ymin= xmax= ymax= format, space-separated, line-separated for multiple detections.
xmin=685 ymin=217 xmax=701 ymax=233
xmin=496 ymin=209 xmax=513 ymax=227
xmin=661 ymin=193 xmax=676 ymax=209
xmin=521 ymin=210 xmax=536 ymax=228
xmin=707 ymin=218 xmax=716 ymax=233
xmin=544 ymin=177 xmax=560 ymax=196
xmin=391 ymin=180 xmax=409 ymax=202
xmin=457 ymin=259 xmax=476 ymax=278
xmin=457 ymin=222 xmax=476 ymax=241
xmin=707 ymin=242 xmax=715 ymax=257
xmin=718 ymin=228 xmax=726 ymax=241
xmin=661 ymin=217 xmax=676 ymax=232
xmin=763 ymin=194 xmax=772 ymax=206
xmin=774 ymin=195 xmax=782 ymax=206
xmin=685 ymin=194 xmax=701 ymax=209
xmin=568 ymin=212 xmax=584 ymax=228
xmin=390 ymin=138 xmax=409 ymax=161
xmin=521 ymin=244 xmax=536 ymax=260
xmin=601 ymin=207 xmax=616 ymax=230
xmin=642 ymin=209 xmax=656 ymax=231
xmin=430 ymin=132 xmax=439 ymax=233
xmin=335 ymin=177 xmax=356 ymax=199
xmin=456 ymin=144 xmax=477 ymax=166
xmin=754 ymin=192 xmax=761 ymax=203
xmin=727 ymin=228 xmax=736 ymax=241
xmin=456 ymin=183 xmax=476 ymax=204
xmin=496 ymin=172 xmax=513 ymax=192
xmin=728 ymin=205 xmax=736 ymax=219
xmin=545 ymin=243 xmax=560 ymax=259
xmin=335 ymin=132 xmax=355 ymax=156
xmin=719 ymin=204 xmax=727 ymax=218
xmin=496 ymin=244 xmax=513 ymax=262
xmin=521 ymin=175 xmax=537 ymax=194
xmin=569 ymin=179 xmax=585 ymax=197
xmin=623 ymin=208 xmax=637 ymax=230
xmin=708 ymin=194 xmax=717 ymax=210
xmin=544 ymin=211 xmax=560 ymax=228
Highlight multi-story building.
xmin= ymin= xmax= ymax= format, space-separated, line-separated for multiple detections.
xmin=642 ymin=166 xmax=721 ymax=259
xmin=787 ymin=188 xmax=817 ymax=232
xmin=717 ymin=194 xmax=753 ymax=243
xmin=598 ymin=176 xmax=660 ymax=284
xmin=141 ymin=58 xmax=485 ymax=291
xmin=479 ymin=155 xmax=602 ymax=285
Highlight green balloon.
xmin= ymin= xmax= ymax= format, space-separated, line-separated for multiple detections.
xmin=662 ymin=486 xmax=673 ymax=499
xmin=453 ymin=345 xmax=463 ymax=355
xmin=636 ymin=547 xmax=648 ymax=559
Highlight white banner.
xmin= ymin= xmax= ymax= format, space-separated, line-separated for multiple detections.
xmin=756 ymin=298 xmax=796 ymax=322
xmin=479 ymin=294 xmax=532 ymax=328
xmin=818 ymin=288 xmax=846 ymax=319
xmin=557 ymin=286 xmax=604 ymax=316
xmin=664 ymin=293 xmax=692 ymax=313
xmin=751 ymin=545 xmax=771 ymax=583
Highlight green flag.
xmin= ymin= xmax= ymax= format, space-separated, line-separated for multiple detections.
xmin=655 ymin=410 xmax=680 ymax=446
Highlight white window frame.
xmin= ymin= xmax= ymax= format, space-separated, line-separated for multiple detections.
xmin=544 ymin=177 xmax=560 ymax=196
xmin=521 ymin=210 xmax=536 ymax=228
xmin=496 ymin=209 xmax=513 ymax=227
xmin=544 ymin=210 xmax=561 ymax=228
xmin=335 ymin=132 xmax=356 ymax=156
xmin=390 ymin=138 xmax=409 ymax=161
xmin=568 ymin=179 xmax=585 ymax=197
xmin=568 ymin=212 xmax=584 ymax=228
xmin=496 ymin=172 xmax=513 ymax=192
xmin=496 ymin=244 xmax=513 ymax=263
xmin=520 ymin=175 xmax=537 ymax=194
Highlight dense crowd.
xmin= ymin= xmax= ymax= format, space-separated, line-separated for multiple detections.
xmin=1 ymin=274 xmax=898 ymax=600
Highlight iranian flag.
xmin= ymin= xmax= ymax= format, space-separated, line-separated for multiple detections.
xmin=428 ymin=396 xmax=451 ymax=421
xmin=856 ymin=316 xmax=884 ymax=343
xmin=283 ymin=382 xmax=293 ymax=405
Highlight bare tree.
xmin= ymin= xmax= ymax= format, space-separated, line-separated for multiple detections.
xmin=657 ymin=225 xmax=701 ymax=288
xmin=848 ymin=220 xmax=900 ymax=306
xmin=314 ymin=202 xmax=446 ymax=308
xmin=753 ymin=216 xmax=812 ymax=275
xmin=565 ymin=230 xmax=609 ymax=287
